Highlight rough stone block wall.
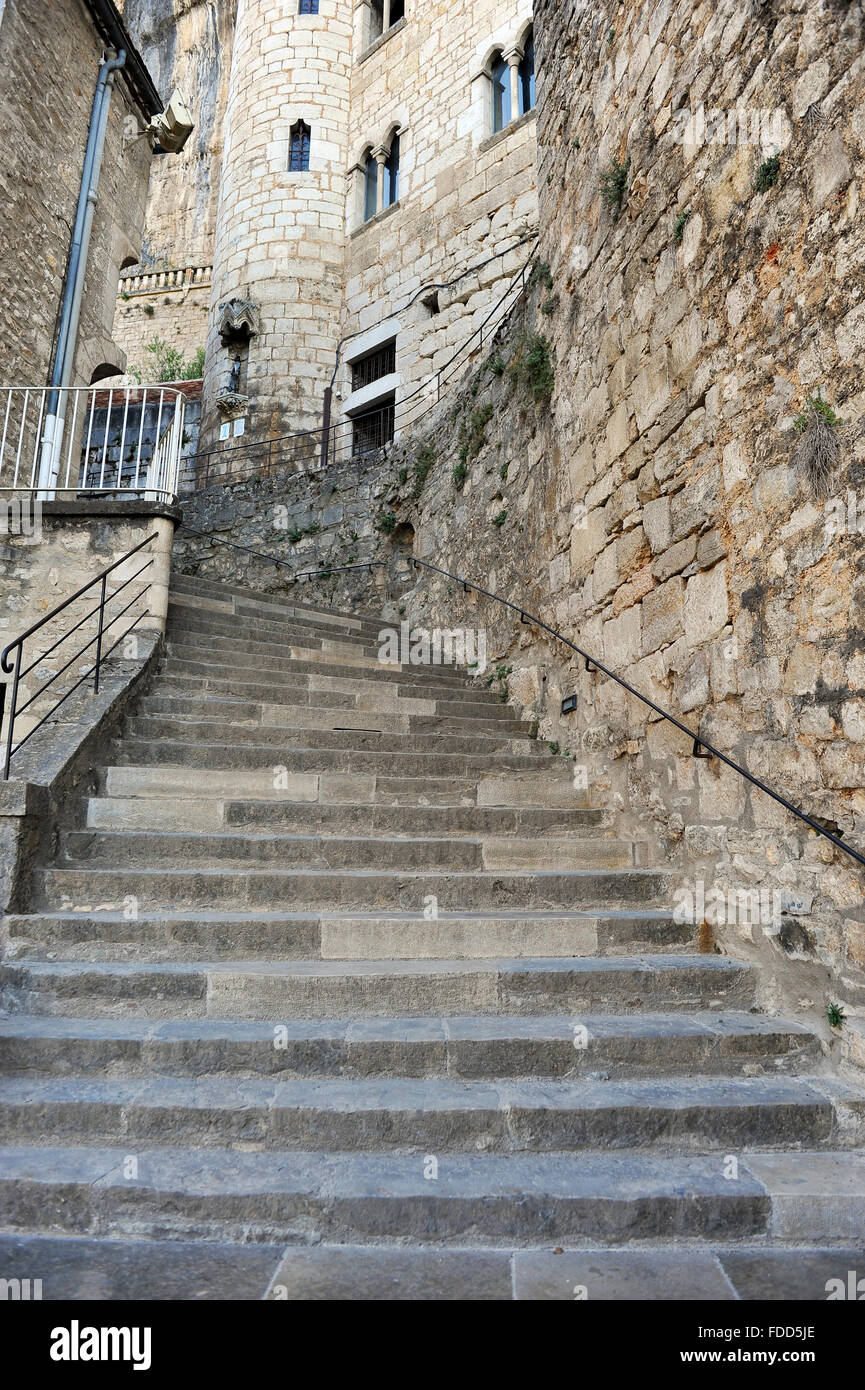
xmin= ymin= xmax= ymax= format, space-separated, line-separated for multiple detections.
xmin=0 ymin=0 xmax=154 ymax=386
xmin=364 ymin=0 xmax=865 ymax=1065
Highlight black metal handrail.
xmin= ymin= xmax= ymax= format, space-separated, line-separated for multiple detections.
xmin=193 ymin=243 xmax=538 ymax=489
xmin=406 ymin=556 xmax=865 ymax=872
xmin=0 ymin=533 xmax=157 ymax=779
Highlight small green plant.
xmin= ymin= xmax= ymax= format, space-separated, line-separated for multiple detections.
xmin=489 ymin=353 xmax=506 ymax=377
xmin=377 ymin=510 xmax=397 ymax=534
xmin=492 ymin=509 xmax=507 ymax=528
xmin=607 ymin=26 xmax=615 ymax=44
xmin=530 ymin=261 xmax=555 ymax=293
xmin=548 ymin=741 xmax=560 ymax=756
xmin=129 ymin=337 xmax=205 ymax=383
xmin=305 ymin=521 xmax=321 ymax=537
xmin=397 ymin=466 xmax=409 ymax=484
xmin=673 ymin=208 xmax=692 ymax=245
xmin=572 ymin=137 xmax=581 ymax=151
xmin=529 ymin=718 xmax=539 ymax=739
xmin=827 ymin=1002 xmax=846 ymax=1029
xmin=458 ymin=402 xmax=494 ymax=463
xmin=499 ymin=461 xmax=509 ymax=482
xmin=541 ymin=294 xmax=559 ymax=316
xmin=412 ymin=443 xmax=437 ymax=498
xmin=753 ymin=155 xmax=781 ymax=193
xmin=600 ymin=155 xmax=631 ymax=220
xmin=508 ymin=332 xmax=555 ymax=403
xmin=287 ymin=526 xmax=303 ymax=545
xmin=793 ymin=391 xmax=843 ymax=497
xmin=452 ymin=460 xmax=468 ymax=489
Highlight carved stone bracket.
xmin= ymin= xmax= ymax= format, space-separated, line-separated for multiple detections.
xmin=215 ymin=390 xmax=249 ymax=418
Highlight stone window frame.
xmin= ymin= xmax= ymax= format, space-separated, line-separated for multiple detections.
xmin=472 ymin=17 xmax=536 ymax=144
xmin=348 ymin=123 xmax=404 ymax=230
xmin=289 ymin=119 xmax=312 ymax=173
xmin=358 ymin=0 xmax=407 ymax=62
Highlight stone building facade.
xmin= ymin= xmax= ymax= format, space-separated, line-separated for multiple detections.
xmin=0 ymin=0 xmax=162 ymax=387
xmin=115 ymin=0 xmax=539 ymax=459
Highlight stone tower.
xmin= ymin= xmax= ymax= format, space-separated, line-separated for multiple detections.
xmin=202 ymin=0 xmax=353 ymax=453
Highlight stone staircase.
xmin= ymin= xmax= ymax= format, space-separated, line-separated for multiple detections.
xmin=0 ymin=572 xmax=863 ymax=1300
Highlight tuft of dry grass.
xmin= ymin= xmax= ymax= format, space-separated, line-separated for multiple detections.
xmin=792 ymin=406 xmax=841 ymax=498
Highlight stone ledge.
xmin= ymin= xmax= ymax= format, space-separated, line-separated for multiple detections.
xmin=38 ymin=499 xmax=183 ymax=524
xmin=358 ymin=16 xmax=407 ymax=65
xmin=478 ymin=109 xmax=537 ymax=156
xmin=350 ymin=201 xmax=402 ymax=240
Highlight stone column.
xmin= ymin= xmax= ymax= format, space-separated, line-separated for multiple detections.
xmin=374 ymin=147 xmax=388 ymax=214
xmin=382 ymin=0 xmax=391 ymax=33
xmin=505 ymin=48 xmax=522 ymax=123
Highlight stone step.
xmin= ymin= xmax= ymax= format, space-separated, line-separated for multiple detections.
xmin=109 ymin=737 xmax=573 ymax=779
xmin=4 ymin=908 xmax=690 ymax=962
xmin=138 ymin=692 xmax=533 ymax=738
xmin=101 ymin=765 xmax=588 ymax=809
xmin=123 ymin=715 xmax=547 ymax=758
xmin=35 ymin=864 xmax=669 ymax=914
xmin=149 ymin=672 xmax=519 ymax=719
xmin=164 ymin=641 xmax=482 ymax=691
xmin=0 ymin=955 xmax=753 ymax=1020
xmin=3 ymin=1230 xmax=863 ymax=1300
xmin=0 ymin=1074 xmax=837 ymax=1152
xmin=0 ymin=1011 xmax=819 ymax=1079
xmin=0 ymin=1144 xmax=818 ymax=1245
xmin=167 ymin=604 xmax=383 ymax=653
xmin=165 ymin=624 xmax=480 ymax=683
xmin=59 ymin=829 xmax=637 ymax=873
xmin=159 ymin=651 xmax=502 ymax=704
xmin=84 ymin=796 xmax=611 ymax=837
xmin=168 ymin=577 xmax=383 ymax=636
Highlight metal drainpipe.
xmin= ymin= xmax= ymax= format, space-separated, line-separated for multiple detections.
xmin=38 ymin=47 xmax=127 ymax=496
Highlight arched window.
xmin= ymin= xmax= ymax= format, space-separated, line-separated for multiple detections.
xmin=519 ymin=29 xmax=536 ymax=115
xmin=491 ymin=52 xmax=510 ymax=134
xmin=364 ymin=152 xmax=378 ymax=222
xmin=289 ymin=120 xmax=311 ymax=172
xmin=384 ymin=133 xmax=400 ymax=207
xmin=298 ymin=0 xmax=318 ymax=13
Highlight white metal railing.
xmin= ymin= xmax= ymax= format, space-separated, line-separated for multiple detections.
xmin=0 ymin=385 xmax=185 ymax=503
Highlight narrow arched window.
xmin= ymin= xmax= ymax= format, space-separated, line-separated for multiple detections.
xmin=491 ymin=53 xmax=510 ymax=133
xmin=289 ymin=120 xmax=311 ymax=172
xmin=519 ymin=30 xmax=536 ymax=115
xmin=298 ymin=0 xmax=318 ymax=13
xmin=384 ymin=133 xmax=400 ymax=207
xmin=364 ymin=152 xmax=378 ymax=221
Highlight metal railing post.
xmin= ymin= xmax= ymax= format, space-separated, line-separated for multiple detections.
xmin=2 ymin=646 xmax=21 ymax=780
xmin=93 ymin=574 xmax=107 ymax=694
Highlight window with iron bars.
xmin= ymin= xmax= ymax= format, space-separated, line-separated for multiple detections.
xmin=351 ymin=341 xmax=396 ymax=392
xmin=352 ymin=396 xmax=395 ymax=457
xmin=289 ymin=120 xmax=311 ymax=172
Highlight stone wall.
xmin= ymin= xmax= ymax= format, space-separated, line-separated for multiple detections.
xmin=370 ymin=0 xmax=865 ymax=1067
xmin=115 ymin=268 xmax=211 ymax=381
xmin=0 ymin=0 xmax=155 ymax=387
xmin=1 ymin=504 xmax=179 ymax=752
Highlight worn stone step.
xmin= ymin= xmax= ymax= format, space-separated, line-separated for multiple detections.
xmin=123 ymin=715 xmax=548 ymax=759
xmin=0 ymin=1011 xmax=820 ymax=1080
xmin=35 ymin=864 xmax=668 ymax=914
xmin=149 ymin=672 xmax=519 ymax=719
xmin=0 ymin=1145 xmax=777 ymax=1244
xmin=0 ymin=955 xmax=754 ymax=1020
xmin=167 ymin=605 xmax=382 ymax=653
xmin=4 ymin=908 xmax=689 ymax=963
xmin=100 ymin=765 xmax=586 ymax=809
xmin=138 ymin=692 xmax=533 ymax=738
xmin=159 ymin=652 xmax=505 ymax=705
xmin=60 ymin=829 xmax=636 ymax=873
xmin=169 ymin=577 xmax=382 ymax=636
xmin=85 ymin=795 xmax=611 ymax=837
xmin=0 ymin=1074 xmax=836 ymax=1152
xmin=109 ymin=737 xmax=573 ymax=779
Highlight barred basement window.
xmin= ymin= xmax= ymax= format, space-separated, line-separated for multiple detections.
xmin=289 ymin=120 xmax=311 ymax=172
xmin=351 ymin=341 xmax=396 ymax=392
xmin=352 ymin=396 xmax=395 ymax=456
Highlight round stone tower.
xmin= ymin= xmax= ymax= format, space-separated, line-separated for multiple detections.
xmin=202 ymin=0 xmax=352 ymax=457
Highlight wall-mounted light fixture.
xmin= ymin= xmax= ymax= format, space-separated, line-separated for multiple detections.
xmin=561 ymin=694 xmax=578 ymax=715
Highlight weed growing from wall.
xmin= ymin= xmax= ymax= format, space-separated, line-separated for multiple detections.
xmin=600 ymin=155 xmax=631 ymax=220
xmin=792 ymin=392 xmax=842 ymax=497
xmin=508 ymin=332 xmax=555 ymax=402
